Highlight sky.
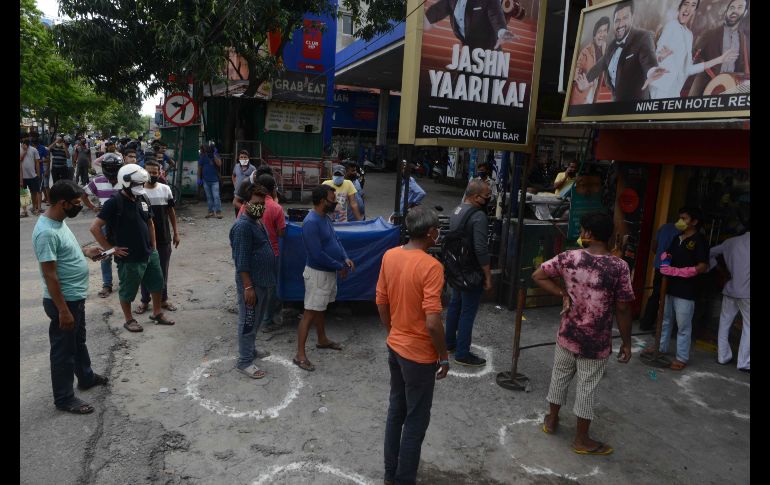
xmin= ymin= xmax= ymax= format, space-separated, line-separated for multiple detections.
xmin=35 ymin=0 xmax=161 ymax=116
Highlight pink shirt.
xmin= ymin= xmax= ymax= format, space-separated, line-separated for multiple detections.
xmin=238 ymin=195 xmax=285 ymax=256
xmin=540 ymin=250 xmax=635 ymax=359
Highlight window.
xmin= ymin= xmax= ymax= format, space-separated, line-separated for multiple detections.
xmin=341 ymin=14 xmax=354 ymax=35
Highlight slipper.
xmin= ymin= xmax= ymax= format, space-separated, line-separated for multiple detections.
xmin=205 ymin=212 xmax=215 ymax=218
xmin=573 ymin=442 xmax=613 ymax=455
xmin=237 ymin=364 xmax=266 ymax=379
xmin=134 ymin=303 xmax=148 ymax=314
xmin=293 ymin=358 xmax=316 ymax=372
xmin=123 ymin=319 xmax=144 ymax=332
xmin=56 ymin=397 xmax=94 ymax=415
xmin=216 ymin=212 xmax=223 ymax=219
xmin=670 ymin=360 xmax=687 ymax=371
xmin=161 ymin=301 xmax=178 ymax=311
xmin=149 ymin=313 xmax=175 ymax=325
xmin=316 ymin=341 xmax=343 ymax=351
xmin=98 ymin=286 xmax=112 ymax=298
xmin=640 ymin=348 xmax=658 ymax=356
xmin=78 ymin=373 xmax=109 ymax=390
xmin=542 ymin=415 xmax=559 ymax=434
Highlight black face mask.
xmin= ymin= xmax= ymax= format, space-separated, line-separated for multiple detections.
xmin=323 ymin=200 xmax=337 ymax=214
xmin=64 ymin=202 xmax=83 ymax=218
xmin=478 ymin=172 xmax=488 ymax=179
xmin=149 ymin=175 xmax=159 ymax=184
xmin=348 ymin=173 xmax=358 ymax=180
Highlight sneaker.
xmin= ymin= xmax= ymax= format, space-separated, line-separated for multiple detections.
xmin=454 ymin=353 xmax=487 ymax=367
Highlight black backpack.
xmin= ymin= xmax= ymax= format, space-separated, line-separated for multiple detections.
xmin=442 ymin=207 xmax=484 ymax=290
xmin=105 ymin=192 xmax=150 ymax=245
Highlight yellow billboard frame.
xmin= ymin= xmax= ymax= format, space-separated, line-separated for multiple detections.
xmin=561 ymin=0 xmax=750 ymax=122
xmin=398 ymin=0 xmax=548 ymax=152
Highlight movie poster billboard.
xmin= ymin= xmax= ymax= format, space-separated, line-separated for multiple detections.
xmin=399 ymin=0 xmax=546 ymax=151
xmin=563 ymin=0 xmax=750 ymax=121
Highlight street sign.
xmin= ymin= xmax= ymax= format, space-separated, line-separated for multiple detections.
xmin=163 ymin=92 xmax=198 ymax=127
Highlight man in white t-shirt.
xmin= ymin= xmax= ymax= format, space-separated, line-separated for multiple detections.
xmin=321 ymin=164 xmax=362 ymax=223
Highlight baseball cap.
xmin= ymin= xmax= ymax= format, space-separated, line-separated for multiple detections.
xmin=332 ymin=164 xmax=345 ymax=175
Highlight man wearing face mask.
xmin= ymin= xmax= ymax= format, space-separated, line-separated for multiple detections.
xmin=322 ymin=164 xmax=362 ymax=223
xmin=445 ymin=180 xmax=493 ymax=367
xmin=231 ymin=150 xmax=256 ymax=217
xmin=90 ymin=164 xmax=174 ymax=332
xmin=33 ymin=180 xmax=109 ymax=414
xmin=135 ymin=160 xmax=180 ymax=315
xmin=345 ymin=161 xmax=365 ymax=221
xmin=553 ymin=161 xmax=579 ymax=197
xmin=229 ymin=182 xmax=276 ymax=378
xmin=642 ymin=207 xmax=709 ymax=371
xmin=462 ymin=162 xmax=497 ymax=208
xmin=294 ymin=185 xmax=355 ymax=371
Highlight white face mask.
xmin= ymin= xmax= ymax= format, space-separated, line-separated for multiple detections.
xmin=239 ymin=158 xmax=249 ymax=166
xmin=131 ymin=185 xmax=146 ymax=196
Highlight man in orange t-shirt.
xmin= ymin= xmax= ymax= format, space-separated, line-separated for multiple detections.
xmin=376 ymin=206 xmax=449 ymax=484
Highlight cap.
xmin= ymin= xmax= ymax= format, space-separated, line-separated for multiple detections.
xmin=332 ymin=164 xmax=345 ymax=175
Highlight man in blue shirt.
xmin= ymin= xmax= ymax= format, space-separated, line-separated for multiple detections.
xmin=33 ymin=180 xmax=109 ymax=414
xmin=294 ymin=185 xmax=355 ymax=372
xmin=198 ymin=143 xmax=223 ymax=218
xmin=639 ymin=221 xmax=680 ymax=330
xmin=400 ymin=164 xmax=427 ymax=209
xmin=229 ymin=182 xmax=276 ymax=379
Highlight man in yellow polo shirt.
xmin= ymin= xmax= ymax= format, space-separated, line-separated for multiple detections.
xmin=322 ymin=164 xmax=362 ymax=223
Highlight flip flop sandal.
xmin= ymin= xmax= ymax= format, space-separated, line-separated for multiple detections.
xmin=78 ymin=373 xmax=109 ymax=391
xmin=56 ymin=397 xmax=94 ymax=414
xmin=316 ymin=341 xmax=343 ymax=350
xmin=293 ymin=358 xmax=316 ymax=372
xmin=98 ymin=286 xmax=112 ymax=298
xmin=134 ymin=303 xmax=149 ymax=314
xmin=205 ymin=213 xmax=215 ymax=218
xmin=573 ymin=442 xmax=614 ymax=455
xmin=237 ymin=364 xmax=266 ymax=379
xmin=670 ymin=360 xmax=687 ymax=371
xmin=161 ymin=301 xmax=178 ymax=311
xmin=542 ymin=415 xmax=559 ymax=434
xmin=149 ymin=313 xmax=175 ymax=325
xmin=123 ymin=319 xmax=144 ymax=332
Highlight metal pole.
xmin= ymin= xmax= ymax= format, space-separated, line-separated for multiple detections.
xmin=509 ymin=153 xmax=530 ymax=310
xmin=176 ymin=126 xmax=184 ymax=201
xmin=496 ymin=278 xmax=530 ymax=391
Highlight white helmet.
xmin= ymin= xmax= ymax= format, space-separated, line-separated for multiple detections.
xmin=117 ymin=164 xmax=149 ymax=190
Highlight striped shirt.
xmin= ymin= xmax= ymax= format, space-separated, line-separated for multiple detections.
xmin=85 ymin=175 xmax=120 ymax=205
xmin=229 ymin=214 xmax=277 ymax=287
xmin=49 ymin=145 xmax=69 ymax=168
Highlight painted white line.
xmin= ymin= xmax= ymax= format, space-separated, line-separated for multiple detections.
xmin=185 ymin=355 xmax=303 ymax=420
xmin=498 ymin=412 xmax=602 ymax=480
xmin=251 ymin=461 xmax=374 ymax=485
xmin=448 ymin=344 xmax=494 ymax=378
xmin=675 ymin=371 xmax=750 ymax=420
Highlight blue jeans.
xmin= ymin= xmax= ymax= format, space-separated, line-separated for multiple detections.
xmin=445 ymin=286 xmax=484 ymax=359
xmin=43 ymin=298 xmax=96 ymax=408
xmin=235 ymin=276 xmax=268 ymax=369
xmin=384 ymin=347 xmax=437 ymax=484
xmin=659 ymin=295 xmax=695 ymax=363
xmin=202 ymin=180 xmax=221 ymax=213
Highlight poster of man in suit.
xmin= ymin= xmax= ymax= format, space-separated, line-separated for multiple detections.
xmin=563 ymin=0 xmax=749 ymax=121
xmin=412 ymin=0 xmax=543 ymax=148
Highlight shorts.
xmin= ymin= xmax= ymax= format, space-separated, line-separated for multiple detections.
xmin=116 ymin=250 xmax=164 ymax=302
xmin=303 ymin=266 xmax=337 ymax=311
xmin=23 ymin=177 xmax=41 ymax=193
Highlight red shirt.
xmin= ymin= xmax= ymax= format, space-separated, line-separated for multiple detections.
xmin=238 ymin=195 xmax=285 ymax=256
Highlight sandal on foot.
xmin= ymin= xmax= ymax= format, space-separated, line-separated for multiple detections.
xmin=161 ymin=301 xmax=178 ymax=311
xmin=573 ymin=442 xmax=613 ymax=455
xmin=149 ymin=313 xmax=175 ymax=325
xmin=56 ymin=397 xmax=94 ymax=414
xmin=78 ymin=373 xmax=109 ymax=391
xmin=670 ymin=360 xmax=687 ymax=371
xmin=205 ymin=212 xmax=215 ymax=218
xmin=542 ymin=414 xmax=559 ymax=434
xmin=316 ymin=341 xmax=343 ymax=351
xmin=293 ymin=358 xmax=315 ymax=372
xmin=123 ymin=319 xmax=144 ymax=332
xmin=134 ymin=303 xmax=149 ymax=314
xmin=237 ymin=364 xmax=266 ymax=379
xmin=98 ymin=286 xmax=112 ymax=298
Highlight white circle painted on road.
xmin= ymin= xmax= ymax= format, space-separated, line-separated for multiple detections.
xmin=675 ymin=371 xmax=750 ymax=420
xmin=185 ymin=355 xmax=303 ymax=420
xmin=251 ymin=461 xmax=374 ymax=485
xmin=448 ymin=344 xmax=494 ymax=378
xmin=498 ymin=412 xmax=602 ymax=480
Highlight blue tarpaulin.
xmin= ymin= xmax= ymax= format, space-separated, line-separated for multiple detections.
xmin=278 ymin=217 xmax=401 ymax=301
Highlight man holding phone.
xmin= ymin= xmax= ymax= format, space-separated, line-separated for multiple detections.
xmin=533 ymin=212 xmax=634 ymax=456
xmin=33 ymin=180 xmax=109 ymax=414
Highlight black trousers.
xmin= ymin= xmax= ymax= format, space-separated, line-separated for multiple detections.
xmin=51 ymin=166 xmax=71 ymax=184
xmin=640 ymin=269 xmax=663 ymax=329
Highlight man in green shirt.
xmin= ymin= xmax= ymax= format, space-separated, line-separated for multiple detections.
xmin=33 ymin=180 xmax=109 ymax=414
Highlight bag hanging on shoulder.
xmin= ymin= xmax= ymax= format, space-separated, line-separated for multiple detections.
xmin=442 ymin=207 xmax=484 ymax=290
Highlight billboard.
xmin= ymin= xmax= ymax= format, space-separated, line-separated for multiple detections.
xmin=399 ymin=0 xmax=547 ymax=151
xmin=563 ymin=0 xmax=750 ymax=121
